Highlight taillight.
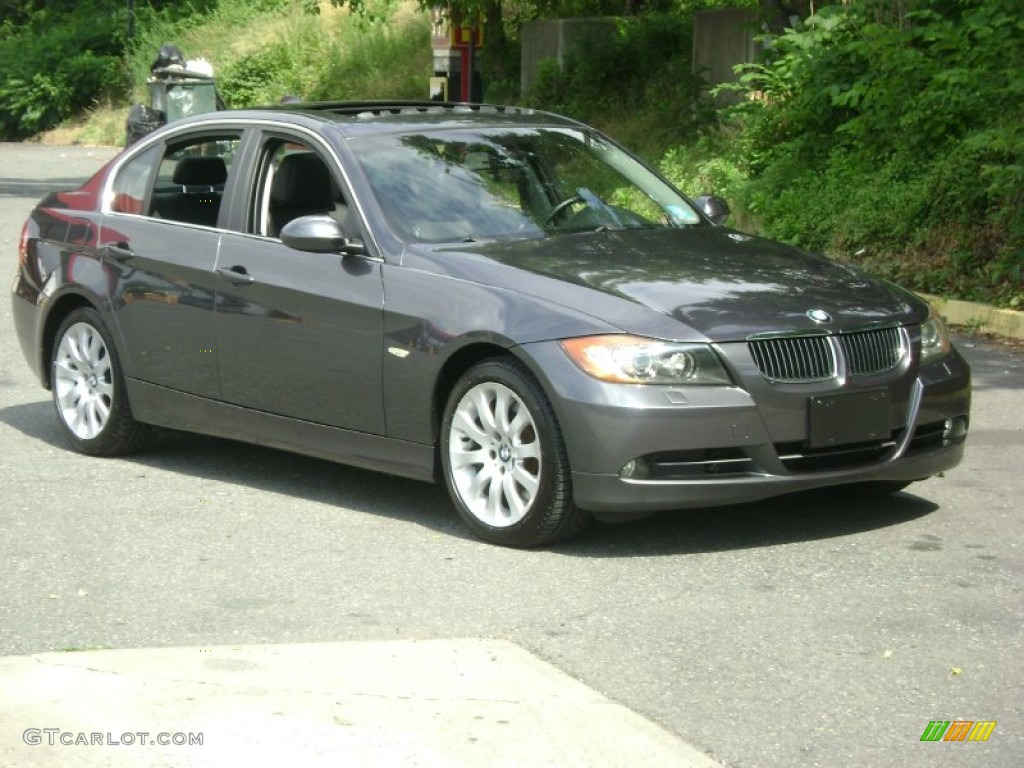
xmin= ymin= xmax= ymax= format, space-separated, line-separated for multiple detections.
xmin=17 ymin=220 xmax=30 ymax=267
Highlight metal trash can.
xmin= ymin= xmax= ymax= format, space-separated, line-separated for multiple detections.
xmin=147 ymin=76 xmax=217 ymax=122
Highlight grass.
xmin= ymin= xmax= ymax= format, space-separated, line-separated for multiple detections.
xmin=40 ymin=100 xmax=126 ymax=147
xmin=40 ymin=0 xmax=430 ymax=146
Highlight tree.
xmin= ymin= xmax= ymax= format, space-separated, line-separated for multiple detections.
xmin=759 ymin=0 xmax=811 ymax=33
xmin=312 ymin=0 xmax=645 ymax=85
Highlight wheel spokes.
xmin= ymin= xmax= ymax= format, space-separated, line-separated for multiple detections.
xmin=53 ymin=322 xmax=113 ymax=440
xmin=448 ymin=381 xmax=543 ymax=528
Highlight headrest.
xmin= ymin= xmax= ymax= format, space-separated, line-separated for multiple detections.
xmin=271 ymin=152 xmax=333 ymax=204
xmin=173 ymin=156 xmax=227 ymax=186
xmin=463 ymin=152 xmax=491 ymax=172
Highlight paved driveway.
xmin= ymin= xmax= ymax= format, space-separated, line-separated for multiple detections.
xmin=1 ymin=143 xmax=1021 ymax=767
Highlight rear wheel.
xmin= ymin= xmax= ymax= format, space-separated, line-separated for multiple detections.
xmin=51 ymin=307 xmax=151 ymax=456
xmin=440 ymin=358 xmax=591 ymax=547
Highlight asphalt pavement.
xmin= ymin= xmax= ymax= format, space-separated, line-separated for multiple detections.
xmin=1 ymin=143 xmax=1022 ymax=768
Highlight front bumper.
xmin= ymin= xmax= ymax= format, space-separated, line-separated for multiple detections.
xmin=570 ymin=439 xmax=965 ymax=513
xmin=520 ymin=340 xmax=971 ymax=514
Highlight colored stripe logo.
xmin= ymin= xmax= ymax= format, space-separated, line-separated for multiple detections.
xmin=921 ymin=721 xmax=997 ymax=742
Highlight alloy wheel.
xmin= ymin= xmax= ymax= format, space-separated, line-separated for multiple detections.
xmin=447 ymin=381 xmax=542 ymax=527
xmin=53 ymin=321 xmax=113 ymax=440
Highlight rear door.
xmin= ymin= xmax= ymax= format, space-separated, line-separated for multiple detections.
xmin=100 ymin=132 xmax=242 ymax=397
xmin=212 ymin=130 xmax=385 ymax=433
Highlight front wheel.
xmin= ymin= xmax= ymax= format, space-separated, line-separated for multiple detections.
xmin=51 ymin=307 xmax=151 ymax=456
xmin=440 ymin=358 xmax=591 ymax=547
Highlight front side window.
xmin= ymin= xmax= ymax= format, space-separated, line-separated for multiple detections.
xmin=249 ymin=138 xmax=348 ymax=238
xmin=351 ymin=127 xmax=704 ymax=243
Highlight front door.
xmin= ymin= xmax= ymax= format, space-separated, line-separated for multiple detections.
xmin=212 ymin=135 xmax=385 ymax=433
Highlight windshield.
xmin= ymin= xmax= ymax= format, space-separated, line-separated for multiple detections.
xmin=351 ymin=127 xmax=704 ymax=243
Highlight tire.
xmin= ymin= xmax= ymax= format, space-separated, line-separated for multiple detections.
xmin=51 ymin=307 xmax=151 ymax=456
xmin=440 ymin=358 xmax=591 ymax=547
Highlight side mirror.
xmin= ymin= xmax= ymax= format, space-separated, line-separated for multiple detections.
xmin=693 ymin=195 xmax=730 ymax=226
xmin=280 ymin=215 xmax=366 ymax=256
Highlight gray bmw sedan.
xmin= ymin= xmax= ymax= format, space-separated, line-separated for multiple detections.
xmin=11 ymin=102 xmax=970 ymax=546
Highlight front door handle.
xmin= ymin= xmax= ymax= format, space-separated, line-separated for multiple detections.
xmin=216 ymin=265 xmax=255 ymax=284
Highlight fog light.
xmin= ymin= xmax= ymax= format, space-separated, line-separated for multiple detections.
xmin=942 ymin=416 xmax=968 ymax=445
xmin=619 ymin=458 xmax=651 ymax=479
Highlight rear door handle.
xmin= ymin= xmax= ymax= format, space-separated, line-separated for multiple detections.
xmin=103 ymin=243 xmax=135 ymax=262
xmin=216 ymin=265 xmax=255 ymax=284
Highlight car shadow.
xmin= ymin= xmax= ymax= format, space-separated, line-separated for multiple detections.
xmin=0 ymin=399 xmax=463 ymax=537
xmin=1 ymin=400 xmax=939 ymax=556
xmin=571 ymin=489 xmax=937 ymax=557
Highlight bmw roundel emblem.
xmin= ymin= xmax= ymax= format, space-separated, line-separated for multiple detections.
xmin=807 ymin=309 xmax=832 ymax=324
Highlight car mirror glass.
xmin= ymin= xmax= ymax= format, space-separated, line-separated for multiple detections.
xmin=693 ymin=195 xmax=730 ymax=226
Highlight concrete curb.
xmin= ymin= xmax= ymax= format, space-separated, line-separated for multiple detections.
xmin=919 ymin=293 xmax=1024 ymax=340
xmin=0 ymin=639 xmax=721 ymax=768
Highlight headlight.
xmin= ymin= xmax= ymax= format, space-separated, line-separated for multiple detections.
xmin=920 ymin=308 xmax=951 ymax=362
xmin=559 ymin=335 xmax=731 ymax=385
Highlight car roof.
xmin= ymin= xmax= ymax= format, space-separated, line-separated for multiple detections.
xmin=176 ymin=101 xmax=588 ymax=138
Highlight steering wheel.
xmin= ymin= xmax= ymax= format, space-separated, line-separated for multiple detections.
xmin=544 ymin=194 xmax=585 ymax=225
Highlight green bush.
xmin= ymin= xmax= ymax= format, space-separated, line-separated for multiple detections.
xmin=714 ymin=0 xmax=1024 ymax=308
xmin=127 ymin=0 xmax=428 ymax=109
xmin=218 ymin=45 xmax=296 ymax=108
xmin=524 ymin=12 xmax=710 ymax=155
xmin=123 ymin=0 xmax=296 ymax=105
xmin=305 ymin=13 xmax=430 ymax=102
xmin=0 ymin=4 xmax=128 ymax=139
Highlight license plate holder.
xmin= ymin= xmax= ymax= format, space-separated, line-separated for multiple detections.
xmin=808 ymin=389 xmax=890 ymax=449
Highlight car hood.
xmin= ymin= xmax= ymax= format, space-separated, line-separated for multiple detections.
xmin=419 ymin=227 xmax=926 ymax=341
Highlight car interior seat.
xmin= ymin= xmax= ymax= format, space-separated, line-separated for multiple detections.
xmin=152 ymin=155 xmax=227 ymax=226
xmin=268 ymin=152 xmax=340 ymax=237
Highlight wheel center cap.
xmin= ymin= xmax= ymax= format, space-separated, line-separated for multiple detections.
xmin=87 ymin=373 xmax=98 ymax=388
xmin=498 ymin=444 xmax=512 ymax=463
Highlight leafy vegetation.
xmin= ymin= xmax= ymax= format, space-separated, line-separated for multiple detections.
xmin=122 ymin=0 xmax=428 ymax=109
xmin=667 ymin=0 xmax=1023 ymax=308
xmin=0 ymin=1 xmax=128 ymax=139
xmin=1 ymin=0 xmax=1019 ymax=308
xmin=523 ymin=11 xmax=713 ymax=158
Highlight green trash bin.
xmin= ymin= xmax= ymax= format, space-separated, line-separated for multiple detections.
xmin=148 ymin=77 xmax=217 ymax=122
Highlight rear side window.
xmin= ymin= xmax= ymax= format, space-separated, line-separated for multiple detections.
xmin=110 ymin=135 xmax=240 ymax=227
xmin=110 ymin=145 xmax=160 ymax=215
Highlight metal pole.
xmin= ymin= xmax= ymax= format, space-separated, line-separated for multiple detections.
xmin=461 ymin=47 xmax=471 ymax=102
xmin=466 ymin=36 xmax=475 ymax=103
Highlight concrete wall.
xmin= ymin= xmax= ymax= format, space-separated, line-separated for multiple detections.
xmin=520 ymin=12 xmax=761 ymax=107
xmin=520 ymin=18 xmax=618 ymax=95
xmin=692 ymin=9 xmax=762 ymax=106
